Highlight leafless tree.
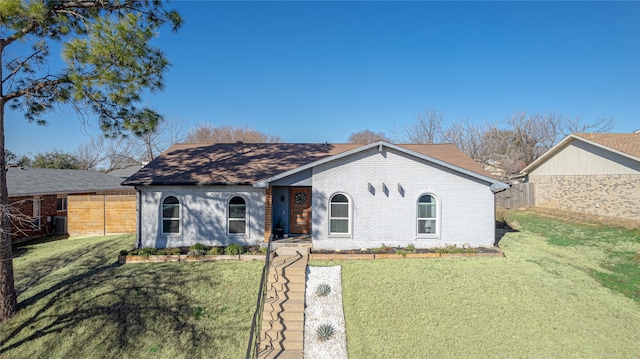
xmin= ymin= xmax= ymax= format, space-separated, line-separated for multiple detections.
xmin=184 ymin=124 xmax=282 ymax=143
xmin=442 ymin=120 xmax=488 ymax=164
xmin=77 ymin=117 xmax=186 ymax=170
xmin=563 ymin=116 xmax=615 ymax=136
xmin=403 ymin=108 xmax=445 ymax=144
xmin=347 ymin=130 xmax=390 ymax=144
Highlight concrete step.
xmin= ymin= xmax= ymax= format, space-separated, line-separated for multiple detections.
xmin=278 ymin=310 xmax=304 ymax=322
xmin=263 ymin=349 xmax=303 ymax=359
xmin=268 ymin=281 xmax=306 ymax=292
xmin=261 ymin=318 xmax=304 ymax=333
xmin=262 ymin=328 xmax=304 ymax=342
xmin=276 ymin=247 xmax=310 ymax=256
xmin=280 ymin=339 xmax=304 ymax=351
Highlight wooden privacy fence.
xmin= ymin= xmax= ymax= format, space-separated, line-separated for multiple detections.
xmin=68 ymin=194 xmax=136 ymax=237
xmin=496 ymin=182 xmax=535 ymax=210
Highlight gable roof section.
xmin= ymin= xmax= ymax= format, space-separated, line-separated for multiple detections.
xmin=7 ymin=167 xmax=130 ymax=197
xmin=254 ymin=141 xmax=503 ymax=189
xmin=123 ymin=141 xmax=507 ymax=190
xmin=123 ymin=143 xmax=361 ymax=186
xmin=522 ymin=133 xmax=640 ymax=173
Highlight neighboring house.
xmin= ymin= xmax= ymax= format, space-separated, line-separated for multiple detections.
xmin=521 ymin=133 xmax=640 ymax=222
xmin=123 ymin=141 xmax=508 ymax=250
xmin=107 ymin=164 xmax=144 ymax=179
xmin=7 ymin=167 xmax=135 ymax=242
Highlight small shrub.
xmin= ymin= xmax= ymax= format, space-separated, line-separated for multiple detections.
xmin=208 ymin=247 xmax=223 ymax=255
xmin=224 ymin=243 xmax=245 ymax=255
xmin=190 ymin=243 xmax=207 ymax=251
xmin=372 ymin=244 xmax=392 ymax=254
xmin=406 ymin=244 xmax=416 ymax=253
xmin=315 ymin=283 xmax=331 ymax=297
xmin=316 ymin=323 xmax=335 ymax=341
xmin=395 ymin=250 xmax=407 ymax=257
xmin=258 ymin=246 xmax=268 ymax=255
xmin=139 ymin=247 xmax=157 ymax=259
xmin=435 ymin=245 xmax=476 ymax=254
xmin=186 ymin=249 xmax=206 ymax=258
xmin=157 ymin=248 xmax=180 ymax=255
xmin=119 ymin=249 xmax=130 ymax=256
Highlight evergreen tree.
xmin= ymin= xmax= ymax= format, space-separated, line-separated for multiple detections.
xmin=0 ymin=0 xmax=181 ymax=323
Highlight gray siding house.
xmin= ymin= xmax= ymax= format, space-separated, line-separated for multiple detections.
xmin=521 ymin=133 xmax=640 ymax=222
xmin=123 ymin=141 xmax=508 ymax=249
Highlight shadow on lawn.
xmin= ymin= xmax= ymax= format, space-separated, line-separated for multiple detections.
xmin=11 ymin=234 xmax=70 ymax=258
xmin=1 ymin=241 xmax=225 ymax=357
xmin=495 ymin=221 xmax=518 ymax=247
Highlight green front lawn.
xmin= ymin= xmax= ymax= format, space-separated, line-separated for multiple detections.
xmin=1 ymin=235 xmax=262 ymax=358
xmin=313 ymin=211 xmax=640 ymax=358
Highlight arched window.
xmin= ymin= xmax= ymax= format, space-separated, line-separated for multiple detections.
xmin=162 ymin=196 xmax=180 ymax=234
xmin=329 ymin=193 xmax=350 ymax=234
xmin=228 ymin=196 xmax=246 ymax=234
xmin=417 ymin=194 xmax=437 ymax=234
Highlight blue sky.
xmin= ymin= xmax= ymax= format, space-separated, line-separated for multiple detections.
xmin=6 ymin=1 xmax=640 ymax=156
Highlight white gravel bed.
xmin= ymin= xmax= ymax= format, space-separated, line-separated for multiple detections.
xmin=304 ymin=266 xmax=348 ymax=359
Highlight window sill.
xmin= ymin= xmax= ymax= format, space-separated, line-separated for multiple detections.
xmin=328 ymin=234 xmax=352 ymax=239
xmin=416 ymin=234 xmax=440 ymax=239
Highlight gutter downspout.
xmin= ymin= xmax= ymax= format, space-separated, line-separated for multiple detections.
xmin=135 ymin=187 xmax=142 ymax=249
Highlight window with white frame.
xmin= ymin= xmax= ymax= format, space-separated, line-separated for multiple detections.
xmin=162 ymin=196 xmax=180 ymax=234
xmin=228 ymin=196 xmax=246 ymax=234
xmin=32 ymin=196 xmax=41 ymax=229
xmin=417 ymin=194 xmax=437 ymax=234
xmin=329 ymin=193 xmax=350 ymax=234
xmin=56 ymin=197 xmax=67 ymax=212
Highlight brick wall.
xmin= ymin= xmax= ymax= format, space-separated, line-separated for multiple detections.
xmin=9 ymin=195 xmax=56 ymax=241
xmin=138 ymin=185 xmax=266 ymax=248
xmin=530 ymin=174 xmax=640 ymax=221
xmin=312 ymin=146 xmax=496 ymax=249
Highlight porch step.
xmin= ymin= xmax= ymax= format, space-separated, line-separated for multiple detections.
xmin=258 ymin=246 xmax=309 ymax=359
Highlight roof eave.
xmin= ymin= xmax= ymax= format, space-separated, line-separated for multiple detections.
xmin=521 ymin=133 xmax=640 ymax=174
xmin=255 ymin=140 xmax=508 ymax=189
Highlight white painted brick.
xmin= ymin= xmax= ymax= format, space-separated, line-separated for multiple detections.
xmin=138 ymin=185 xmax=265 ymax=248
xmin=311 ymin=147 xmax=495 ymax=249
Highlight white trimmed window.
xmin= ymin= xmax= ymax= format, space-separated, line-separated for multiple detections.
xmin=162 ymin=196 xmax=180 ymax=234
xmin=417 ymin=194 xmax=437 ymax=235
xmin=32 ymin=196 xmax=41 ymax=229
xmin=329 ymin=193 xmax=350 ymax=234
xmin=228 ymin=196 xmax=246 ymax=234
xmin=56 ymin=197 xmax=67 ymax=212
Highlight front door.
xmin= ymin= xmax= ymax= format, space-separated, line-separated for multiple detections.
xmin=289 ymin=187 xmax=312 ymax=234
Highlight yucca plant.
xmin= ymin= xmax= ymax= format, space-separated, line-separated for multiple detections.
xmin=315 ymin=283 xmax=331 ymax=297
xmin=316 ymin=323 xmax=335 ymax=341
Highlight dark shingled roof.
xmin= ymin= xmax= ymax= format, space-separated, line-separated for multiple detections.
xmin=123 ymin=142 xmax=494 ymax=186
xmin=7 ymin=167 xmax=130 ymax=197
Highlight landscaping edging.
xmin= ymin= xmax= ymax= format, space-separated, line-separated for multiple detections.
xmin=118 ymin=254 xmax=265 ymax=264
xmin=309 ymin=250 xmax=504 ymax=261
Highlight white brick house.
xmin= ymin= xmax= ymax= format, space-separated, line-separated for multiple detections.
xmin=123 ymin=141 xmax=508 ymax=249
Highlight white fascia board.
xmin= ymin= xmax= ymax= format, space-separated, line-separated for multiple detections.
xmin=254 ymin=140 xmax=509 ymax=191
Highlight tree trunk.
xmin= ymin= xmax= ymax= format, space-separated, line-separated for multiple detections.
xmin=0 ymin=98 xmax=18 ymax=324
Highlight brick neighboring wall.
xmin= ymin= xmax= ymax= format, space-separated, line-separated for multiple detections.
xmin=9 ymin=195 xmax=56 ymax=241
xmin=530 ymin=174 xmax=640 ymax=220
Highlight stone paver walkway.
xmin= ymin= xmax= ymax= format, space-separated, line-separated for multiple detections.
xmin=258 ymin=246 xmax=309 ymax=359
